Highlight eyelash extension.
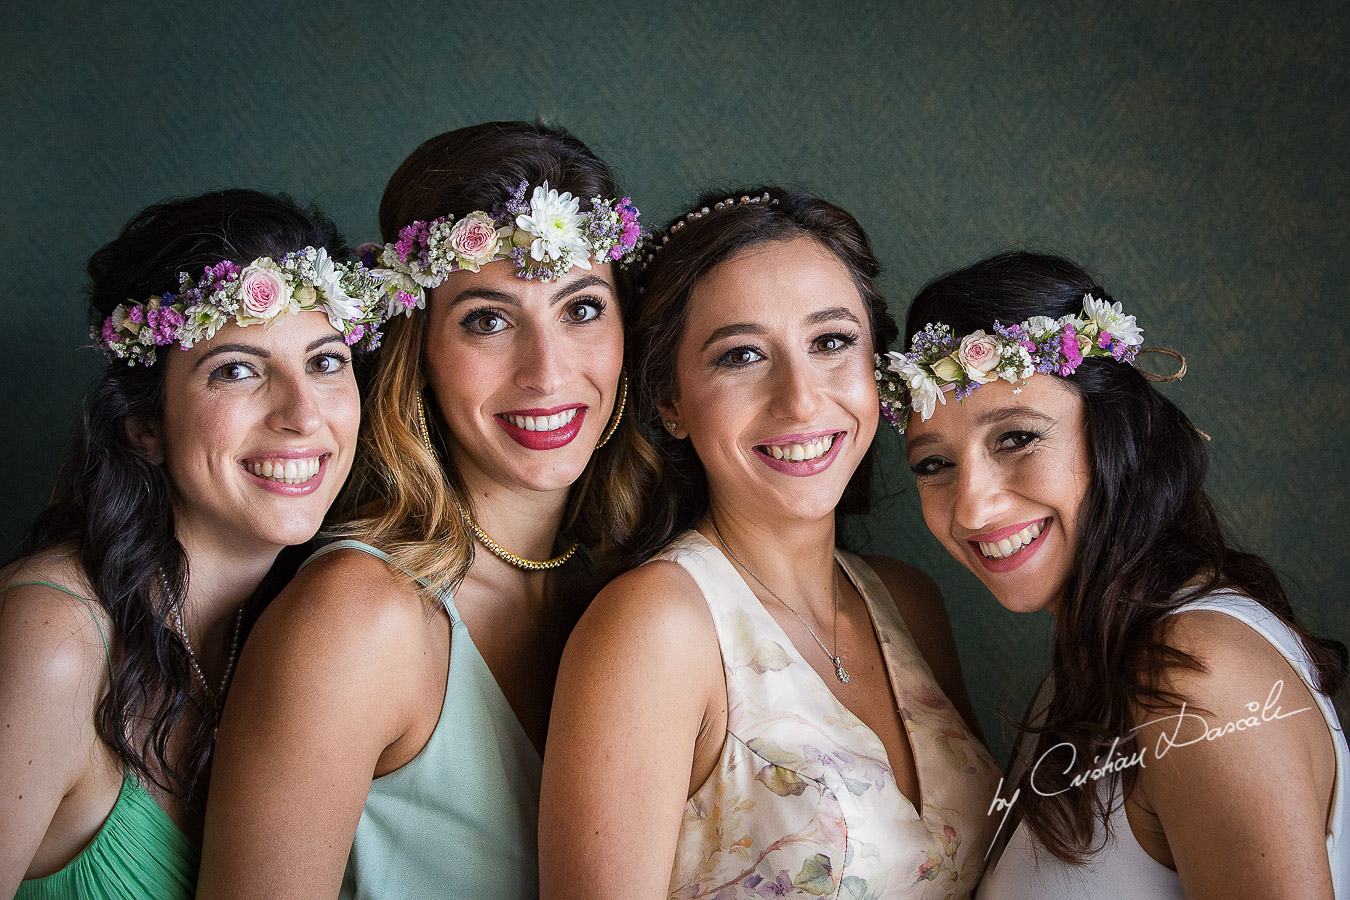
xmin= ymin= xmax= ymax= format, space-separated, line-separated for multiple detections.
xmin=814 ymin=330 xmax=861 ymax=353
xmin=207 ymin=358 xmax=256 ymax=383
xmin=459 ymin=305 xmax=510 ymax=332
xmin=567 ymin=296 xmax=608 ymax=321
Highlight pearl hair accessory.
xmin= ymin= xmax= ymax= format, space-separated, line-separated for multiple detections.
xmin=641 ymin=192 xmax=778 ymax=272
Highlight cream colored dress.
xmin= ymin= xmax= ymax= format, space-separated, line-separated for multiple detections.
xmin=662 ymin=531 xmax=1002 ymax=899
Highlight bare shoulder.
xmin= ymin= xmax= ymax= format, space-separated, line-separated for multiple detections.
xmin=0 ymin=554 xmax=110 ymax=703
xmin=249 ymin=545 xmax=432 ymax=656
xmin=1150 ymin=607 xmax=1326 ymax=731
xmin=860 ymin=554 xmax=944 ymax=616
xmin=572 ymin=557 xmax=716 ymax=654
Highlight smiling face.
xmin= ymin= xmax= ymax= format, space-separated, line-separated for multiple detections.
xmin=663 ymin=236 xmax=877 ymax=526
xmin=421 ymin=258 xmax=624 ymax=499
xmin=151 ymin=309 xmax=360 ymax=558
xmin=904 ymin=374 xmax=1091 ymax=614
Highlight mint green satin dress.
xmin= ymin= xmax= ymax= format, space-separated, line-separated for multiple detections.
xmin=302 ymin=541 xmax=542 ymax=900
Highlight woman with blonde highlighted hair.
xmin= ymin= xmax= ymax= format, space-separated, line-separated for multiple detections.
xmin=199 ymin=121 xmax=657 ymax=899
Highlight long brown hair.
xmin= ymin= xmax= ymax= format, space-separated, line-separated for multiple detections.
xmin=904 ymin=251 xmax=1347 ymax=863
xmin=334 ymin=122 xmax=660 ymax=594
xmin=624 ymin=187 xmax=898 ymax=568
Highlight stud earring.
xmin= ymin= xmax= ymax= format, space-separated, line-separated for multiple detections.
xmin=664 ymin=420 xmax=679 ymax=433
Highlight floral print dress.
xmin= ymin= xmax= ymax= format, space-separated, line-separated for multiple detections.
xmin=662 ymin=531 xmax=1001 ymax=900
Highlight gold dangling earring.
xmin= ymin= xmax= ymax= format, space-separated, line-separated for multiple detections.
xmin=594 ymin=370 xmax=627 ymax=450
xmin=415 ymin=390 xmax=437 ymax=459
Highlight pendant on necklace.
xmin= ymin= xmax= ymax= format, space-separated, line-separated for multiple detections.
xmin=834 ymin=660 xmax=850 ymax=683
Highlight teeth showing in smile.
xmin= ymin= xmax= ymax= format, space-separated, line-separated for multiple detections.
xmin=762 ymin=434 xmax=836 ymax=462
xmin=504 ymin=408 xmax=579 ymax=433
xmin=245 ymin=457 xmax=321 ymax=484
xmin=978 ymin=520 xmax=1044 ymax=559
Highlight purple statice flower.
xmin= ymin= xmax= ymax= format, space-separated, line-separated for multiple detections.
xmin=993 ymin=320 xmax=1035 ymax=353
xmin=100 ymin=318 xmax=121 ymax=345
xmin=954 ymin=382 xmax=979 ymax=401
xmin=492 ymin=180 xmax=531 ymax=222
xmin=128 ymin=305 xmax=145 ymax=324
xmin=344 ymin=324 xmax=365 ymax=345
xmin=145 ymin=306 xmax=184 ymax=345
xmin=396 ymin=289 xmax=418 ymax=310
xmin=1118 ymin=343 xmax=1139 ymax=364
xmin=394 ymin=221 xmax=430 ymax=263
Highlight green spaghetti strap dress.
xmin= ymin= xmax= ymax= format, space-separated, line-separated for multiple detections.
xmin=7 ymin=580 xmax=197 ymax=900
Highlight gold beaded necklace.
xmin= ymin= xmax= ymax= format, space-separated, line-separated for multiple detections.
xmin=417 ymin=392 xmax=579 ymax=571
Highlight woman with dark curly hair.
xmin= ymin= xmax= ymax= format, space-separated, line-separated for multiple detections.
xmin=0 ymin=189 xmax=371 ymax=899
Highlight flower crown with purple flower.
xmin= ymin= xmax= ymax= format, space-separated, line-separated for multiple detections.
xmin=875 ymin=292 xmax=1145 ymax=434
xmin=94 ymin=247 xmax=386 ymax=366
xmin=363 ymin=179 xmax=646 ymax=319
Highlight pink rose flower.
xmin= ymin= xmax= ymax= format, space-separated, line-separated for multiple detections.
xmin=448 ymin=212 xmax=501 ymax=270
xmin=238 ymin=261 xmax=290 ymax=320
xmin=956 ymin=331 xmax=1000 ymax=384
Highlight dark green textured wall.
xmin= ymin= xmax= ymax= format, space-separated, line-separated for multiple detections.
xmin=3 ymin=0 xmax=1346 ymax=763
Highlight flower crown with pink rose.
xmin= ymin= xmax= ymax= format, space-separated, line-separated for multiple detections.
xmin=875 ymin=292 xmax=1146 ymax=434
xmin=94 ymin=247 xmax=386 ymax=366
xmin=362 ymin=179 xmax=646 ymax=319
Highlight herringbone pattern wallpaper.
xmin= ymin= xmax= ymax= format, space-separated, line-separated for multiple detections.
xmin=2 ymin=0 xmax=1346 ymax=761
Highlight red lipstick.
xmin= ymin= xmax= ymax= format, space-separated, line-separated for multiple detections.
xmin=495 ymin=405 xmax=587 ymax=451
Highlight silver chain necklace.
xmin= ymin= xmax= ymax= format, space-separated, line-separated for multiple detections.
xmin=159 ymin=569 xmax=245 ymax=711
xmin=708 ymin=519 xmax=850 ymax=683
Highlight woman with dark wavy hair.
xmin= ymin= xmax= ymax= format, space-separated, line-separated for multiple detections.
xmin=200 ymin=122 xmax=657 ymax=899
xmin=541 ymin=189 xmax=1002 ymax=899
xmin=0 ymin=189 xmax=370 ymax=898
xmin=883 ymin=251 xmax=1349 ymax=898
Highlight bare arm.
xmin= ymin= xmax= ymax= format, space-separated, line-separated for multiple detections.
xmin=0 ymin=583 xmax=109 ymax=894
xmin=865 ymin=555 xmax=984 ymax=740
xmin=539 ymin=561 xmax=723 ymax=900
xmin=1132 ymin=610 xmax=1336 ymax=899
xmin=198 ymin=553 xmax=434 ymax=899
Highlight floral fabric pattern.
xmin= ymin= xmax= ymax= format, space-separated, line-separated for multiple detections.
xmin=661 ymin=531 xmax=1002 ymax=899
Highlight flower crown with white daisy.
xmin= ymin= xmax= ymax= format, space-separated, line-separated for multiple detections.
xmin=363 ymin=179 xmax=645 ymax=319
xmin=875 ymin=292 xmax=1147 ymax=434
xmin=94 ymin=247 xmax=386 ymax=366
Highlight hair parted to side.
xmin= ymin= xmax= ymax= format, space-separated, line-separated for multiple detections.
xmin=335 ymin=121 xmax=660 ymax=594
xmin=904 ymin=250 xmax=1348 ymax=864
xmin=17 ymin=189 xmax=350 ymax=797
xmin=624 ymin=187 xmax=899 ymax=568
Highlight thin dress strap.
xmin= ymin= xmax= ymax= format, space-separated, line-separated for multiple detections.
xmin=300 ymin=539 xmax=458 ymax=623
xmin=3 ymin=580 xmax=113 ymax=679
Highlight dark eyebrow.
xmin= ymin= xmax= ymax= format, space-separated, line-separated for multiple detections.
xmin=193 ymin=342 xmax=269 ymax=370
xmin=551 ymin=274 xmax=613 ymax=305
xmin=906 ymin=405 xmax=1058 ymax=455
xmin=701 ymin=323 xmax=768 ymax=351
xmin=976 ymin=406 xmax=1056 ymax=427
xmin=307 ymin=334 xmax=348 ymax=352
xmin=446 ymin=287 xmax=518 ymax=309
xmin=803 ymin=306 xmax=861 ymax=327
xmin=444 ymin=274 xmax=614 ymax=311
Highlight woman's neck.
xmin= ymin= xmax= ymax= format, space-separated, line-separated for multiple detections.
xmin=173 ymin=532 xmax=278 ymax=673
xmin=700 ymin=498 xmax=839 ymax=622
